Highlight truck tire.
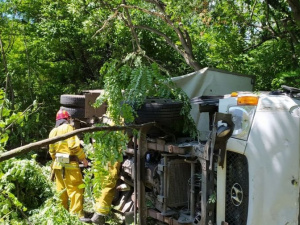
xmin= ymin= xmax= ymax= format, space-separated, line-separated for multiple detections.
xmin=135 ymin=98 xmax=183 ymax=125
xmin=138 ymin=98 xmax=183 ymax=110
xmin=60 ymin=95 xmax=85 ymax=108
xmin=60 ymin=106 xmax=85 ymax=119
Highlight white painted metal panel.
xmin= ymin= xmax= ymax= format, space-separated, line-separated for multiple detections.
xmin=245 ymin=96 xmax=300 ymax=225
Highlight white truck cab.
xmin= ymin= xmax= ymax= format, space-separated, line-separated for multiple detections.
xmin=217 ymin=87 xmax=300 ymax=225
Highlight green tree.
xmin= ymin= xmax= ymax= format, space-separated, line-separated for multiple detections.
xmin=200 ymin=0 xmax=300 ymax=90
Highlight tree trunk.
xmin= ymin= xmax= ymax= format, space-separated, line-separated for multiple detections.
xmin=288 ymin=0 xmax=300 ymax=26
xmin=118 ymin=2 xmax=202 ymax=71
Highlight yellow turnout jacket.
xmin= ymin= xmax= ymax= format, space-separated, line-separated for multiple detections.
xmin=49 ymin=123 xmax=86 ymax=169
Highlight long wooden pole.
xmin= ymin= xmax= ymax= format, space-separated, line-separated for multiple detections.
xmin=0 ymin=123 xmax=155 ymax=162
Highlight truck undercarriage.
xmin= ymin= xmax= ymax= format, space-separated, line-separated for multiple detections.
xmin=112 ymin=109 xmax=234 ymax=225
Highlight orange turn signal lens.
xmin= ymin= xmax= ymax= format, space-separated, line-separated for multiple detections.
xmin=231 ymin=92 xmax=238 ymax=97
xmin=237 ymin=96 xmax=259 ymax=105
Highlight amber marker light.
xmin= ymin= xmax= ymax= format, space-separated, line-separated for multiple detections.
xmin=231 ymin=92 xmax=238 ymax=97
xmin=237 ymin=96 xmax=259 ymax=105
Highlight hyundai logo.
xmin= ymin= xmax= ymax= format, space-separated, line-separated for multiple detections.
xmin=231 ymin=183 xmax=243 ymax=206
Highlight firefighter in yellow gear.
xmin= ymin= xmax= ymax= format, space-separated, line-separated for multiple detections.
xmin=90 ymin=116 xmax=123 ymax=225
xmin=91 ymin=161 xmax=121 ymax=224
xmin=49 ymin=109 xmax=89 ymax=221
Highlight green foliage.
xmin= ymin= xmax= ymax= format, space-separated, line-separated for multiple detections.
xmin=1 ymin=0 xmax=300 ymax=150
xmin=0 ymin=89 xmax=38 ymax=151
xmin=0 ymin=157 xmax=55 ymax=224
xmin=271 ymin=70 xmax=300 ymax=89
xmin=0 ymin=89 xmax=77 ymax=225
xmin=0 ymin=190 xmax=26 ymax=224
xmin=83 ymin=128 xmax=128 ymax=198
xmin=0 ymin=158 xmax=88 ymax=225
xmin=208 ymin=191 xmax=217 ymax=204
xmin=0 ymin=156 xmax=53 ymax=210
xmin=244 ymin=40 xmax=300 ymax=90
xmin=198 ymin=0 xmax=300 ymax=90
xmin=0 ymin=154 xmax=85 ymax=225
xmin=0 ymin=0 xmax=115 ymax=146
xmin=29 ymin=194 xmax=85 ymax=225
xmin=95 ymin=57 xmax=197 ymax=137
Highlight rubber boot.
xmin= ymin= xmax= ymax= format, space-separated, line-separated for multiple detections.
xmin=91 ymin=213 xmax=105 ymax=225
xmin=79 ymin=217 xmax=92 ymax=224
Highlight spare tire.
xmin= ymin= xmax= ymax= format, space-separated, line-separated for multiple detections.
xmin=60 ymin=95 xmax=85 ymax=108
xmin=60 ymin=106 xmax=85 ymax=119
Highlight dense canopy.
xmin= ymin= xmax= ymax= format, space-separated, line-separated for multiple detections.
xmin=1 ymin=0 xmax=300 ymax=136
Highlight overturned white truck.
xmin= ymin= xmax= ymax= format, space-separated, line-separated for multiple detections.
xmin=60 ymin=68 xmax=300 ymax=225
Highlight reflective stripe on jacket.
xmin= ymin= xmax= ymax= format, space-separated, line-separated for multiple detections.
xmin=52 ymin=161 xmax=81 ymax=170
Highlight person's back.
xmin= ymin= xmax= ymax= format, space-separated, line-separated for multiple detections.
xmin=49 ymin=109 xmax=89 ymax=222
xmin=49 ymin=123 xmax=85 ymax=160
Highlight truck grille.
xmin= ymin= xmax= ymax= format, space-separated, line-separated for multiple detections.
xmin=225 ymin=151 xmax=249 ymax=225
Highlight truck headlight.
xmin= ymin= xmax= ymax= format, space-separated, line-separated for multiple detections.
xmin=228 ymin=106 xmax=256 ymax=140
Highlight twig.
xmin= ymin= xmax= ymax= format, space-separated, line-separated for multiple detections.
xmin=134 ymin=25 xmax=183 ymax=56
xmin=92 ymin=9 xmax=119 ymax=38
xmin=142 ymin=54 xmax=169 ymax=74
xmin=119 ymin=3 xmax=166 ymax=21
xmin=122 ymin=0 xmax=141 ymax=51
xmin=4 ymin=103 xmax=41 ymax=132
xmin=0 ymin=33 xmax=9 ymax=121
xmin=250 ymin=0 xmax=257 ymax=21
xmin=0 ymin=191 xmax=32 ymax=225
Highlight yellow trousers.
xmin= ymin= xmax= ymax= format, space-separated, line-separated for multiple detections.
xmin=95 ymin=162 xmax=121 ymax=215
xmin=54 ymin=167 xmax=84 ymax=217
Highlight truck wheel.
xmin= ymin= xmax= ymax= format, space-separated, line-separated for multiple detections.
xmin=135 ymin=98 xmax=183 ymax=124
xmin=134 ymin=99 xmax=184 ymax=137
xmin=60 ymin=95 xmax=85 ymax=108
xmin=138 ymin=98 xmax=183 ymax=110
xmin=60 ymin=106 xmax=85 ymax=119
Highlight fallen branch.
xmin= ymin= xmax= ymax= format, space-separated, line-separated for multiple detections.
xmin=0 ymin=123 xmax=155 ymax=162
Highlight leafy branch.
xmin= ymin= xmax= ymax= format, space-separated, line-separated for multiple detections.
xmin=3 ymin=101 xmax=40 ymax=132
xmin=93 ymin=1 xmax=201 ymax=70
xmin=0 ymin=191 xmax=31 ymax=225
